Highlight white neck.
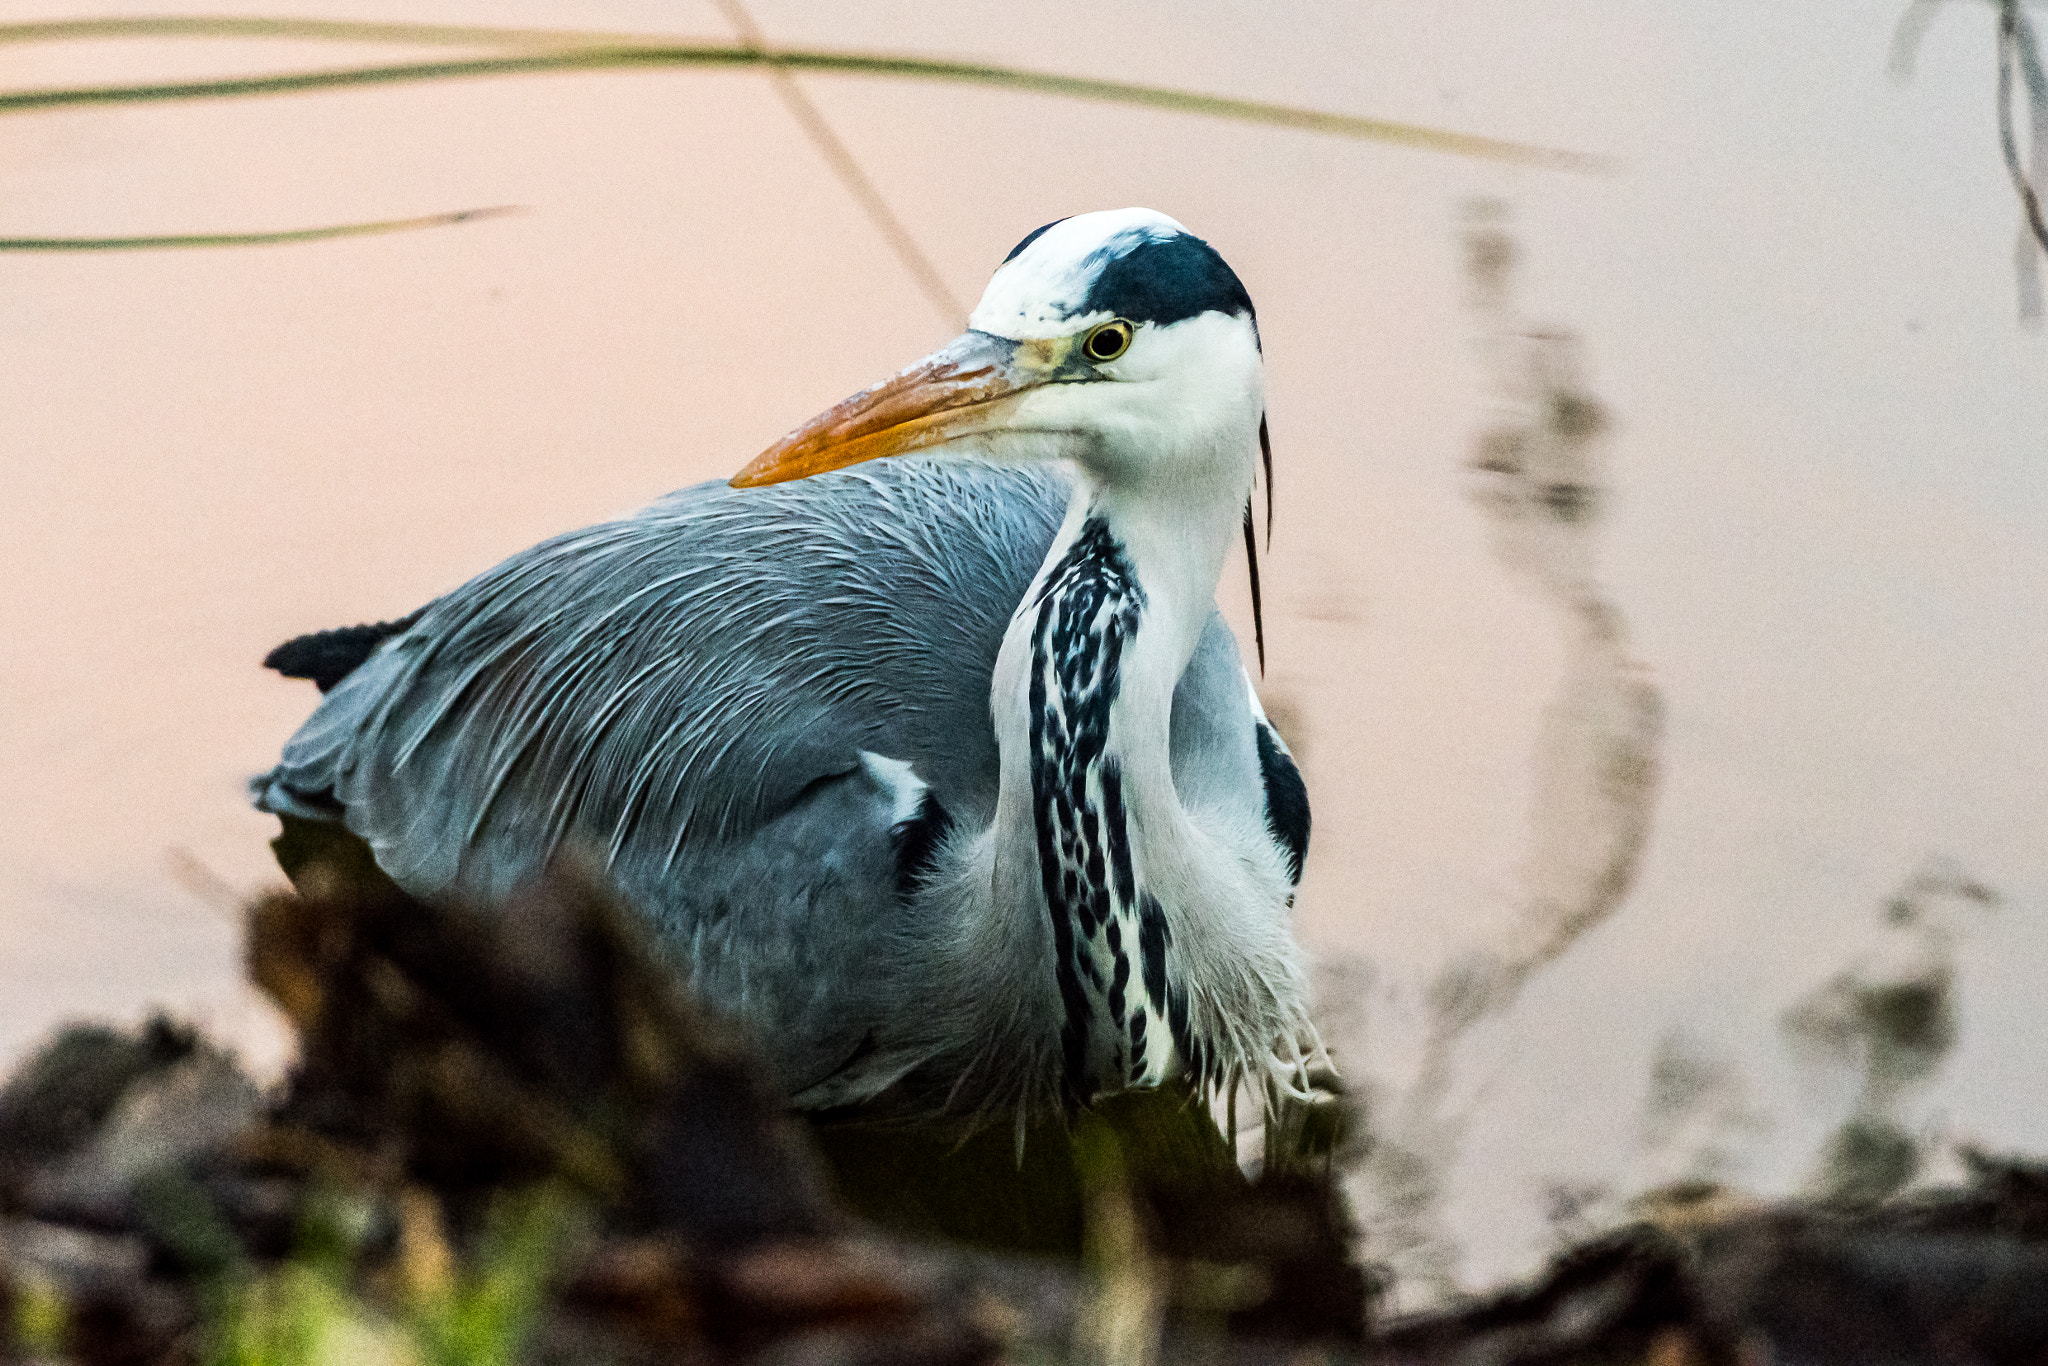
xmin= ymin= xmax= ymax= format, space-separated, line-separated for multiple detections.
xmin=862 ymin=301 xmax=1320 ymax=1111
xmin=1036 ymin=476 xmax=1241 ymax=755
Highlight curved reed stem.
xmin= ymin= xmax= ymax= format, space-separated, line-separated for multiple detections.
xmin=0 ymin=34 xmax=1605 ymax=171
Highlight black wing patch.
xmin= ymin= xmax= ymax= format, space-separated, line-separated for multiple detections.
xmin=1254 ymin=722 xmax=1310 ymax=885
xmin=890 ymin=789 xmax=955 ymax=900
xmin=263 ymin=608 xmax=425 ymax=692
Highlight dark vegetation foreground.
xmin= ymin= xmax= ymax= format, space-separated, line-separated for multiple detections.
xmin=0 ymin=864 xmax=1365 ymax=1364
xmin=0 ymin=863 xmax=2043 ymax=1364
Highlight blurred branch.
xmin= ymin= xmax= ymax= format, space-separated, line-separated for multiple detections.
xmin=1998 ymin=0 xmax=2048 ymax=254
xmin=0 ymin=33 xmax=1607 ymax=170
xmin=0 ymin=205 xmax=518 ymax=252
xmin=1893 ymin=1 xmax=2048 ymax=320
xmin=1888 ymin=0 xmax=1955 ymax=80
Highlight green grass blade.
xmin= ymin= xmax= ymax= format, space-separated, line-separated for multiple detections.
xmin=0 ymin=42 xmax=1605 ymax=170
xmin=0 ymin=16 xmax=668 ymax=48
xmin=0 ymin=205 xmax=518 ymax=252
xmin=0 ymin=47 xmax=749 ymax=112
xmin=787 ymin=51 xmax=1608 ymax=169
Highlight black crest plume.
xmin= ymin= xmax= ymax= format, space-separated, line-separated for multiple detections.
xmin=1242 ymin=414 xmax=1275 ymax=674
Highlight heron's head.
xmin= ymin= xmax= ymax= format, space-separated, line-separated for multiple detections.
xmin=731 ymin=209 xmax=1264 ymax=496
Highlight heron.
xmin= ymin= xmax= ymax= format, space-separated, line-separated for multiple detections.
xmin=253 ymin=208 xmax=1316 ymax=1124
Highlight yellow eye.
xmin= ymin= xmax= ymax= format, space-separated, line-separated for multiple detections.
xmin=1082 ymin=319 xmax=1134 ymax=363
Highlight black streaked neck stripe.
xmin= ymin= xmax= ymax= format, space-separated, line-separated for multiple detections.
xmin=1024 ymin=515 xmax=1188 ymax=1096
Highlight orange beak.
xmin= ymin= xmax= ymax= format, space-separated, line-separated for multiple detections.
xmin=730 ymin=332 xmax=1064 ymax=488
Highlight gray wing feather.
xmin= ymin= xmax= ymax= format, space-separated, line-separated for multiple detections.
xmin=254 ymin=458 xmax=1266 ymax=1092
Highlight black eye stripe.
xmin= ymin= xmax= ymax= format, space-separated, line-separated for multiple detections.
xmin=994 ymin=221 xmax=1256 ymax=333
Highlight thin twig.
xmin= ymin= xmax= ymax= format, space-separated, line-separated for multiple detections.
xmin=0 ymin=205 xmax=518 ymax=252
xmin=1999 ymin=2 xmax=2048 ymax=253
xmin=710 ymin=0 xmax=964 ymax=325
xmin=0 ymin=44 xmax=1607 ymax=170
xmin=2010 ymin=0 xmax=2048 ymax=107
xmin=163 ymin=847 xmax=241 ymax=922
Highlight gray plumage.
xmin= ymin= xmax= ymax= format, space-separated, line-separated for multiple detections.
xmin=256 ymin=207 xmax=1321 ymax=1120
xmin=254 ymin=460 xmax=1273 ymax=1101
